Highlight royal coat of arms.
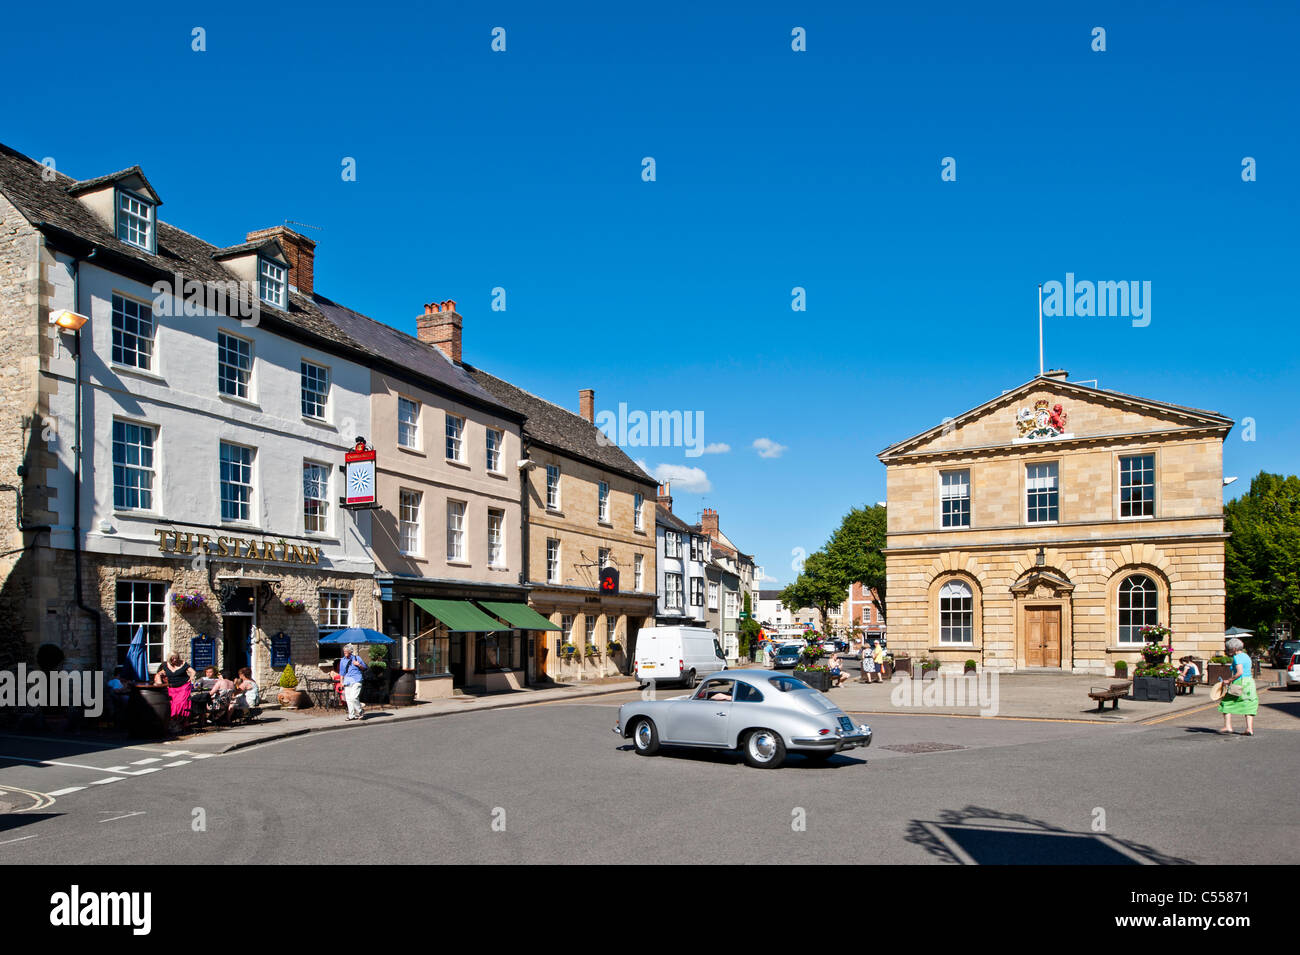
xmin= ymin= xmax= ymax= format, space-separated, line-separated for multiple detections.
xmin=1015 ymin=399 xmax=1068 ymax=440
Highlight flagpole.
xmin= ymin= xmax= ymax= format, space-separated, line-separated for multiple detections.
xmin=1037 ymin=283 xmax=1044 ymax=377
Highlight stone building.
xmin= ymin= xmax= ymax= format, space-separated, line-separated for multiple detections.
xmin=654 ymin=487 xmax=710 ymax=629
xmin=0 ymin=144 xmax=378 ymax=685
xmin=833 ymin=582 xmax=885 ymax=641
xmin=465 ymin=374 xmax=659 ymax=682
xmin=878 ymin=371 xmax=1232 ymax=672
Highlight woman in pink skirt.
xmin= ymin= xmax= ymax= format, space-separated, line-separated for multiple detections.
xmin=157 ymin=654 xmax=196 ymax=728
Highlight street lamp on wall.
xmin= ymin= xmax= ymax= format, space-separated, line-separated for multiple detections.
xmin=1035 ymin=546 xmax=1046 ymax=567
xmin=49 ymin=309 xmax=89 ymax=331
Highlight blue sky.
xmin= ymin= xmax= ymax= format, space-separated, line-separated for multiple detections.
xmin=4 ymin=1 xmax=1297 ymax=587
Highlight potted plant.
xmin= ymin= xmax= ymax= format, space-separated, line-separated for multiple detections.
xmin=794 ymin=662 xmax=831 ymax=691
xmin=1114 ymin=659 xmax=1129 ymax=679
xmin=584 ymin=643 xmax=601 ymax=659
xmin=172 ymin=592 xmax=206 ymax=613
xmin=920 ymin=657 xmax=941 ymax=680
xmin=891 ymin=653 xmax=912 ymax=678
xmin=283 ymin=597 xmax=306 ymax=615
xmin=963 ymin=659 xmax=977 ymax=674
xmin=1131 ymin=660 xmax=1177 ymax=702
xmin=276 ymin=663 xmax=310 ymax=708
xmin=1206 ymin=654 xmax=1232 ymax=684
xmin=559 ymin=643 xmax=579 ymax=661
xmin=1136 ymin=627 xmax=1173 ymax=665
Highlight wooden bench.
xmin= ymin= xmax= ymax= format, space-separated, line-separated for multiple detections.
xmin=1175 ymin=678 xmax=1197 ymax=696
xmin=1088 ymin=681 xmax=1132 ymax=712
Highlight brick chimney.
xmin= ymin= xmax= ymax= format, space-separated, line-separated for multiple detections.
xmin=657 ymin=481 xmax=672 ymax=512
xmin=701 ymin=507 xmax=719 ymax=539
xmin=579 ymin=389 xmax=594 ymax=423
xmin=417 ymin=301 xmax=462 ymax=363
xmin=246 ymin=226 xmax=316 ymax=295
xmin=1043 ymin=368 xmax=1069 ymax=380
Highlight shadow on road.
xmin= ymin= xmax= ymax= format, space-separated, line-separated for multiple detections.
xmin=614 ymin=743 xmax=867 ymax=768
xmin=0 ymin=812 xmax=61 ymax=836
xmin=905 ymin=806 xmax=1192 ymax=865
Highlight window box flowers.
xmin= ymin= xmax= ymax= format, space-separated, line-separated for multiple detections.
xmin=606 ymin=640 xmax=622 ymax=654
xmin=584 ymin=643 xmax=601 ymax=659
xmin=172 ymin=592 xmax=206 ymax=613
xmin=559 ymin=643 xmax=579 ymax=660
xmin=283 ymin=597 xmax=306 ymax=615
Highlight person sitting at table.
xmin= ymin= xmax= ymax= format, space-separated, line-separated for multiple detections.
xmin=207 ymin=669 xmax=237 ymax=723
xmin=230 ymin=667 xmax=260 ymax=720
xmin=105 ymin=666 xmax=132 ymax=725
xmin=1178 ymin=656 xmax=1200 ymax=683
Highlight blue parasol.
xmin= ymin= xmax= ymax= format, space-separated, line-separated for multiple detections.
xmin=127 ymin=626 xmax=148 ymax=682
xmin=317 ymin=627 xmax=395 ymax=645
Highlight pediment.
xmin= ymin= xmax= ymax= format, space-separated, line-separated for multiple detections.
xmin=879 ymin=377 xmax=1231 ymax=460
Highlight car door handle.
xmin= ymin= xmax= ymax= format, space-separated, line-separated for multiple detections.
xmin=716 ymin=711 xmax=726 ymax=716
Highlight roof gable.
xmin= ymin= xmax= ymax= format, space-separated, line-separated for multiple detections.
xmin=879 ymin=376 xmax=1232 ymax=460
xmin=66 ymin=165 xmax=162 ymax=205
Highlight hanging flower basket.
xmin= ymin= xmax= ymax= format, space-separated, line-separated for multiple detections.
xmin=172 ymin=592 xmax=207 ymax=612
xmin=283 ymin=597 xmax=306 ymax=615
xmin=584 ymin=643 xmax=601 ymax=658
xmin=559 ymin=643 xmax=579 ymax=660
xmin=606 ymin=640 xmax=622 ymax=654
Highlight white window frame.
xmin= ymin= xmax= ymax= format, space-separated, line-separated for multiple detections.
xmin=303 ymin=461 xmax=330 ymax=534
xmin=217 ymin=330 xmax=253 ymax=400
xmin=634 ymin=492 xmax=644 ymax=530
xmin=399 ymin=488 xmax=423 ymax=556
xmin=220 ymin=441 xmax=255 ymax=524
xmin=115 ymin=580 xmax=167 ymax=671
xmin=446 ymin=500 xmax=466 ymax=562
xmin=486 ymin=428 xmax=503 ymax=472
xmin=112 ymin=419 xmax=156 ymax=512
xmin=301 ymin=361 xmax=330 ymax=420
xmin=725 ymin=591 xmax=738 ymax=618
xmin=1026 ymin=461 xmax=1060 ymax=525
xmin=319 ymin=590 xmax=352 ymax=631
xmin=546 ymin=538 xmax=560 ymax=584
xmin=259 ymin=257 xmax=286 ymax=309
xmin=599 ymin=547 xmax=610 ymax=569
xmin=634 ymin=553 xmax=644 ymax=591
xmin=445 ymin=413 xmax=465 ymax=462
xmin=1119 ymin=454 xmax=1156 ymax=519
xmin=665 ymin=573 xmax=684 ymax=611
xmin=940 ymin=468 xmax=971 ymax=528
xmin=598 ymin=481 xmax=610 ymax=523
xmin=1118 ymin=575 xmax=1160 ymax=644
xmin=690 ymin=577 xmax=704 ymax=607
xmin=546 ymin=464 xmax=561 ymax=510
xmin=938 ymin=580 xmax=974 ymax=644
xmin=116 ymin=188 xmax=155 ymax=252
xmin=488 ymin=508 xmax=505 ymax=568
xmin=398 ymin=397 xmax=420 ymax=450
xmin=708 ymin=581 xmax=719 ymax=611
xmin=111 ymin=293 xmax=155 ymax=370
xmin=665 ymin=531 xmax=680 ymax=558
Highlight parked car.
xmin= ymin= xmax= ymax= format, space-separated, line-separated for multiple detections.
xmin=771 ymin=643 xmax=803 ymax=669
xmin=614 ymin=669 xmax=872 ymax=769
xmin=1286 ymin=652 xmax=1300 ymax=689
xmin=1269 ymin=640 xmax=1300 ymax=668
xmin=633 ymin=626 xmax=727 ymax=689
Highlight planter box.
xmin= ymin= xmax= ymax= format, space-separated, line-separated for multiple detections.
xmin=891 ymin=658 xmax=913 ymax=678
xmin=1206 ymin=664 xmax=1231 ymax=685
xmin=796 ymin=670 xmax=830 ymax=691
xmin=1131 ymin=676 xmax=1175 ymax=703
xmin=1114 ymin=665 xmax=1130 ymax=679
xmin=921 ymin=668 xmax=940 ymax=681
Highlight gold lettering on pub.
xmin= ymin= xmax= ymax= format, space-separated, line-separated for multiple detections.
xmin=154 ymin=529 xmax=321 ymax=566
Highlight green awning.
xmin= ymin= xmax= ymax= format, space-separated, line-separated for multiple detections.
xmin=478 ymin=601 xmax=561 ymax=631
xmin=411 ymin=598 xmax=506 ymax=633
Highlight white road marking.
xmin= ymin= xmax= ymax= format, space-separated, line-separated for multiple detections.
xmin=0 ymin=754 xmax=185 ymax=776
xmin=89 ymin=777 xmax=124 ymax=785
xmin=47 ymin=787 xmax=85 ymax=797
xmin=162 ymin=760 xmax=190 ymax=767
xmin=130 ymin=758 xmax=162 ymax=765
xmin=0 ymin=835 xmax=38 ymax=846
xmin=99 ymin=811 xmax=146 ymax=823
xmin=191 ymin=754 xmax=217 ymax=759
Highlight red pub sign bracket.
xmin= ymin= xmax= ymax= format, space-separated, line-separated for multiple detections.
xmin=343 ymin=439 xmax=378 ymax=509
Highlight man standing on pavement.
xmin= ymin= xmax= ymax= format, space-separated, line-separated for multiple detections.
xmin=340 ymin=643 xmax=368 ymax=721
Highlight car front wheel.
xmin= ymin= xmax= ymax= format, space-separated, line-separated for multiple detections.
xmin=632 ymin=717 xmax=660 ymax=756
xmin=682 ymin=669 xmax=696 ymax=689
xmin=742 ymin=728 xmax=786 ymax=769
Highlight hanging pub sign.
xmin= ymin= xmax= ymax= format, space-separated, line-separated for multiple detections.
xmin=191 ymin=634 xmax=216 ymax=671
xmin=271 ymin=632 xmax=292 ymax=669
xmin=600 ymin=567 xmax=619 ymax=595
xmin=344 ymin=437 xmax=378 ymax=508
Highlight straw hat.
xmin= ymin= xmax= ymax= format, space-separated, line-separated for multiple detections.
xmin=1210 ymin=681 xmax=1227 ymax=702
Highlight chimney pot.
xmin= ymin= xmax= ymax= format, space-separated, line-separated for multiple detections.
xmin=579 ymin=389 xmax=595 ymax=423
xmin=417 ymin=299 xmax=463 ymax=363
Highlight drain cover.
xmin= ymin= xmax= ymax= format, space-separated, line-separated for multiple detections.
xmin=880 ymin=742 xmax=966 ymax=754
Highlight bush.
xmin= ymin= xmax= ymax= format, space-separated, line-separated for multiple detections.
xmin=278 ymin=663 xmax=299 ymax=689
xmin=1114 ymin=660 xmax=1128 ymax=672
xmin=964 ymin=659 xmax=977 ymax=671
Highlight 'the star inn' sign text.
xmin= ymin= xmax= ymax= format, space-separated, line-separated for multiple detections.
xmin=154 ymin=529 xmax=322 ymax=567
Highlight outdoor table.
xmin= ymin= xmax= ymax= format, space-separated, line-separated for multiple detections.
xmin=304 ymin=679 xmax=339 ymax=709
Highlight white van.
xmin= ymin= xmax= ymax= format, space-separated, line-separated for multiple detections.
xmin=634 ymin=626 xmax=727 ymax=688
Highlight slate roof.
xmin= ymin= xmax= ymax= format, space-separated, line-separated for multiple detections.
xmin=465 ymin=364 xmax=657 ymax=488
xmin=0 ymin=141 xmax=516 ymax=421
xmin=656 ymin=502 xmax=693 ymax=534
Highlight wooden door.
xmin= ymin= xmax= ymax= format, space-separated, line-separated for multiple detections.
xmin=1025 ymin=608 xmax=1062 ymax=668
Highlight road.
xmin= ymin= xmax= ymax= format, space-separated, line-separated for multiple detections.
xmin=2 ymin=684 xmax=1296 ymax=865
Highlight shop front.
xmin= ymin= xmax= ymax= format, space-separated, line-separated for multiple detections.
xmin=526 ymin=584 xmax=658 ymax=683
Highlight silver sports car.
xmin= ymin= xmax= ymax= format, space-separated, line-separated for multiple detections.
xmin=613 ymin=669 xmax=872 ymax=768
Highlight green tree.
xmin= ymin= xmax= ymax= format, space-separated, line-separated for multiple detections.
xmin=1225 ymin=472 xmax=1300 ymax=635
xmin=779 ymin=550 xmax=848 ymax=635
xmin=823 ymin=504 xmax=887 ymax=621
xmin=739 ymin=592 xmax=760 ymax=657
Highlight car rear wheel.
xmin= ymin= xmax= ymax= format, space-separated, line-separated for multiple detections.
xmin=632 ymin=717 xmax=660 ymax=756
xmin=742 ymin=728 xmax=786 ymax=769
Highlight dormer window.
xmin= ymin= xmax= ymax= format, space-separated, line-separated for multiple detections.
xmin=116 ymin=190 xmax=155 ymax=252
xmin=259 ymin=258 xmax=286 ymax=308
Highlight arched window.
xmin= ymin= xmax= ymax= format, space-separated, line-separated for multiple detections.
xmin=1118 ymin=575 xmax=1159 ymax=644
xmin=939 ymin=580 xmax=973 ymax=644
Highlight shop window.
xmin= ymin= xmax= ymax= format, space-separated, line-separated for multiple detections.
xmin=477 ymin=631 xmax=521 ymax=671
xmin=115 ymin=580 xmax=167 ymax=672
